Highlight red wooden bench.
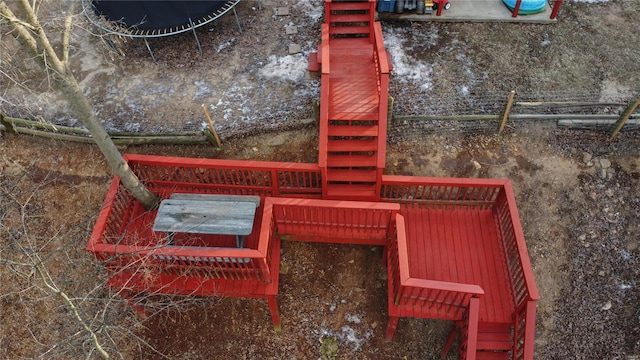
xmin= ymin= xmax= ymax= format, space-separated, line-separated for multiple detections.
xmin=88 ymin=179 xmax=283 ymax=330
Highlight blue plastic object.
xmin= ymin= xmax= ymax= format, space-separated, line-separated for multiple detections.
xmin=502 ymin=0 xmax=546 ymax=14
xmin=377 ymin=0 xmax=396 ymax=13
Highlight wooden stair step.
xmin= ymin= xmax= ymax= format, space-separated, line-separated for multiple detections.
xmin=327 ymin=154 xmax=377 ymax=167
xmin=329 ymin=26 xmax=370 ymax=35
xmin=328 ymin=125 xmax=378 ymax=137
xmin=326 ymin=169 xmax=377 ymax=182
xmin=329 ymin=112 xmax=378 ymax=121
xmin=327 ymin=139 xmax=378 ymax=152
xmin=330 ymin=2 xmax=371 ymax=11
xmin=325 ymin=184 xmax=378 ymax=198
xmin=477 ymin=323 xmax=512 ymax=351
xmin=475 ymin=351 xmax=511 ymax=360
xmin=330 ymin=13 xmax=370 ymax=23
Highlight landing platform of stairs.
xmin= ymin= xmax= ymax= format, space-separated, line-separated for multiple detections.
xmin=376 ymin=0 xmax=557 ymax=24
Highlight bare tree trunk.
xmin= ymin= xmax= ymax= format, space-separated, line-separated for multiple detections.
xmin=0 ymin=0 xmax=158 ymax=209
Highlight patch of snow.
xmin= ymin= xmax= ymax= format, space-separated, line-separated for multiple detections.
xmin=345 ymin=313 xmax=361 ymax=324
xmin=383 ymin=29 xmax=433 ymax=91
xmin=216 ymin=38 xmax=236 ymax=52
xmin=259 ymin=54 xmax=308 ymax=82
xmin=293 ymin=0 xmax=324 ymax=23
xmin=194 ymin=80 xmax=215 ymax=100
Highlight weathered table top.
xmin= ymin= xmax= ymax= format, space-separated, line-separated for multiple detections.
xmin=153 ymin=194 xmax=260 ymax=236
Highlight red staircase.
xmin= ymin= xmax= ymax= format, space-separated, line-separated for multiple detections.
xmin=443 ymin=319 xmax=513 ymax=359
xmin=310 ymin=0 xmax=390 ymax=201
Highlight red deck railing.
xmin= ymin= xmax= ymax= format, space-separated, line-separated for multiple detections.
xmin=269 ymin=197 xmax=399 ymax=245
xmin=125 ymin=154 xmax=323 ymax=198
xmin=88 ymin=179 xmax=278 ymax=286
xmin=380 ymin=175 xmax=505 ymax=205
xmin=494 ymin=182 xmax=539 ymax=360
xmin=373 ymin=21 xmax=390 ymax=195
xmin=388 ymin=214 xmax=485 ymax=321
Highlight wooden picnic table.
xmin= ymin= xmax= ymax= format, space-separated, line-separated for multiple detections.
xmin=153 ymin=194 xmax=261 ymax=247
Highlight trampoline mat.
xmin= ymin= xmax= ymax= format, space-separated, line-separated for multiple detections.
xmin=92 ymin=0 xmax=230 ymax=31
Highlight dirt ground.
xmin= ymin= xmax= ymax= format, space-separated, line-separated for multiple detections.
xmin=1 ymin=0 xmax=640 ymax=359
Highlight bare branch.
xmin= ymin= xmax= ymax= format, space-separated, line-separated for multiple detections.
xmin=33 ymin=261 xmax=111 ymax=359
xmin=61 ymin=0 xmax=76 ymax=64
xmin=0 ymin=2 xmax=38 ymax=57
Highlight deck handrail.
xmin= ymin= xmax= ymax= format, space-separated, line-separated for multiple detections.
xmin=391 ymin=215 xmax=484 ymax=320
xmin=373 ymin=21 xmax=390 ymax=191
xmin=88 ymin=178 xmax=278 ymax=285
xmin=319 ymin=23 xmax=330 ymax=179
xmin=381 ymin=175 xmax=506 ymax=205
xmin=460 ymin=297 xmax=480 ymax=359
xmin=495 ymin=181 xmax=538 ymax=360
xmin=268 ymin=197 xmax=400 ymax=245
xmin=123 ymin=153 xmax=322 ymax=197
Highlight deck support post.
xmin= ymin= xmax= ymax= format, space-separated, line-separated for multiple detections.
xmin=385 ymin=316 xmax=399 ymax=340
xmin=268 ymin=296 xmax=281 ymax=332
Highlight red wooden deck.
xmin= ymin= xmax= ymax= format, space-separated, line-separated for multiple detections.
xmin=329 ymin=38 xmax=378 ymax=120
xmin=401 ymin=204 xmax=514 ymax=324
xmin=87 ymin=2 xmax=538 ymax=358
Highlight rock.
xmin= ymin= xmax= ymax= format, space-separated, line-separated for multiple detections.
xmin=288 ymin=44 xmax=301 ymax=55
xmin=471 ymin=160 xmax=482 ymax=169
xmin=582 ymin=152 xmax=592 ymax=164
xmin=4 ymin=162 xmax=24 ymax=177
xmin=252 ymin=147 xmax=259 ymax=152
xmin=601 ymin=300 xmax=612 ymax=311
xmin=598 ymin=270 xmax=606 ymax=276
xmin=600 ymin=158 xmax=612 ymax=169
xmin=601 ymin=168 xmax=607 ymax=179
xmin=285 ymin=25 xmax=298 ymax=35
xmin=275 ymin=6 xmax=289 ymax=16
xmin=371 ymin=321 xmax=378 ymax=329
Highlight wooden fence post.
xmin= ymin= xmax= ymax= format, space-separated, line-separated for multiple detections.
xmin=499 ymin=91 xmax=516 ymax=134
xmin=202 ymin=104 xmax=222 ymax=148
xmin=609 ymin=96 xmax=640 ymax=140
xmin=0 ymin=113 xmax=16 ymax=134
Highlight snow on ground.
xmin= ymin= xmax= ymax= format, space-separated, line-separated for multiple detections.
xmin=383 ymin=27 xmax=435 ymax=91
xmin=259 ymin=54 xmax=309 ymax=82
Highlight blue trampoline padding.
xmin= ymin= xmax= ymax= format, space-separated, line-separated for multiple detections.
xmin=502 ymin=0 xmax=546 ymax=13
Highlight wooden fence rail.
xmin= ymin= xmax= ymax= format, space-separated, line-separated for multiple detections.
xmin=2 ymin=93 xmax=639 ymax=143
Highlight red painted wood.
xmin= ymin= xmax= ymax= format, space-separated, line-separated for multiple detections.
xmin=308 ymin=52 xmax=320 ymax=73
xmin=401 ymin=205 xmax=514 ymax=324
xmin=330 ymin=13 xmax=370 ymax=23
xmin=327 ymin=154 xmax=377 ymax=167
xmin=329 ymin=2 xmax=371 ymax=11
xmin=475 ymin=352 xmax=510 ymax=360
xmin=327 ymin=125 xmax=378 ymax=136
xmin=327 ymin=139 xmax=378 ymax=152
xmin=464 ymin=297 xmax=480 ymax=359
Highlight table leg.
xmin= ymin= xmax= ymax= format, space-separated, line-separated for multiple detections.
xmin=236 ymin=235 xmax=245 ymax=248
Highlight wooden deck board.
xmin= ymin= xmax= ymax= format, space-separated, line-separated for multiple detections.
xmin=328 ymin=42 xmax=379 ymax=120
xmin=400 ymin=204 xmax=515 ymax=323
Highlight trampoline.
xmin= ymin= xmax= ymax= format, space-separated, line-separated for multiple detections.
xmin=82 ymin=0 xmax=249 ymax=60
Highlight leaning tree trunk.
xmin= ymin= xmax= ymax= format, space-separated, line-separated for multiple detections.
xmin=0 ymin=0 xmax=158 ymax=210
